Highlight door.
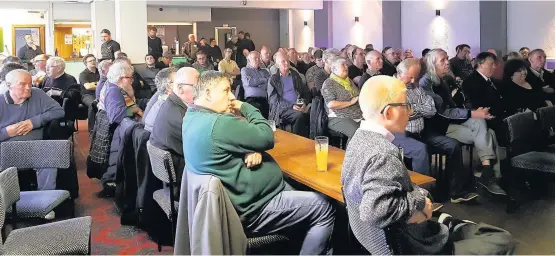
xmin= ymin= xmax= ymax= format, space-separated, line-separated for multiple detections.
xmin=215 ymin=27 xmax=236 ymax=51
xmin=54 ymin=27 xmax=73 ymax=59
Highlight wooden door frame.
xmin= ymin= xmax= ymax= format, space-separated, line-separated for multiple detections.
xmin=12 ymin=24 xmax=46 ymax=55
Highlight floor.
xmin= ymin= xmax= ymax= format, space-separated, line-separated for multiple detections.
xmin=52 ymin=121 xmax=556 ymax=254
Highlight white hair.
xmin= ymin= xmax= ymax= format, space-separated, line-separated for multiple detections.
xmin=330 ymin=57 xmax=346 ymax=75
xmin=98 ymin=60 xmax=112 ymax=75
xmin=107 ymin=62 xmax=133 ymax=84
xmin=323 ymin=48 xmax=340 ymax=65
xmin=396 ymin=58 xmax=420 ymax=76
xmin=5 ymin=69 xmax=31 ymax=87
xmin=423 ymin=48 xmax=446 ymax=85
xmin=154 ymin=67 xmax=176 ymax=94
xmin=47 ymin=56 xmax=66 ymax=70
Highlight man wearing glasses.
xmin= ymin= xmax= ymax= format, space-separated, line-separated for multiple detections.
xmin=192 ymin=51 xmax=214 ymax=74
xmin=30 ymin=54 xmax=49 ymax=86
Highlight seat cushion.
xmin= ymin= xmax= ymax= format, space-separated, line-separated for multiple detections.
xmin=15 ymin=190 xmax=70 ymax=218
xmin=4 ymin=216 xmax=92 ymax=255
xmin=153 ymin=189 xmax=178 ymax=218
xmin=511 ymin=151 xmax=555 ymax=173
xmin=247 ymin=234 xmax=289 ymax=249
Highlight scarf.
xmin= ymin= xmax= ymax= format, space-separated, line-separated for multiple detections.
xmin=330 ymin=73 xmax=356 ymax=97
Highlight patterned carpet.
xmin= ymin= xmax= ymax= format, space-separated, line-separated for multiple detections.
xmin=72 ymin=121 xmax=174 ymax=255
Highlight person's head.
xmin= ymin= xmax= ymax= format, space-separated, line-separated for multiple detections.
xmin=352 ymin=47 xmax=366 ymax=67
xmin=455 ymin=44 xmax=471 ymax=59
xmin=313 ymin=49 xmax=324 ymax=68
xmin=503 ymin=52 xmax=521 ymax=62
xmin=100 ymin=29 xmax=112 ymax=43
xmin=145 ymin=54 xmax=156 ymax=66
xmin=196 ymin=51 xmax=208 ymax=65
xmin=396 ymin=58 xmax=421 ymax=85
xmin=5 ymin=69 xmax=32 ymax=102
xmin=0 ymin=63 xmax=26 ymax=83
xmin=154 ymin=67 xmax=176 ymax=95
xmin=245 ymin=32 xmax=251 ymax=39
xmin=200 ymin=38 xmax=207 ymax=46
xmin=503 ymin=59 xmax=529 ymax=85
xmin=487 ymin=49 xmax=498 ymax=57
xmin=247 ymin=51 xmax=261 ymax=69
xmin=475 ymin=52 xmax=497 ymax=78
xmin=46 ymin=57 xmax=66 ymax=78
xmin=162 ymin=52 xmax=173 ymax=65
xmin=382 ymin=47 xmax=397 ymax=64
xmin=404 ymin=49 xmax=414 ymax=59
xmin=24 ymin=34 xmax=34 ymax=45
xmin=116 ymin=52 xmax=128 ymax=59
xmin=209 ymin=38 xmax=216 ymax=46
xmin=107 ymin=62 xmax=134 ymax=89
xmin=346 ymin=45 xmax=358 ymax=62
xmin=365 ymin=44 xmax=374 ymax=51
xmin=33 ymin=54 xmax=49 ymax=71
xmin=193 ymin=71 xmax=234 ymax=113
xmin=224 ymin=48 xmax=233 ymax=59
xmin=365 ymin=50 xmax=383 ymax=72
xmin=238 ymin=31 xmax=245 ymax=40
xmin=174 ymin=67 xmax=199 ymax=104
xmin=148 ymin=27 xmax=157 ymax=38
xmin=323 ymin=48 xmax=340 ymax=72
xmin=98 ymin=60 xmax=113 ymax=77
xmin=331 ymin=57 xmax=348 ymax=79
xmin=394 ymin=49 xmax=403 ymax=62
xmin=188 ymin=34 xmax=196 ymax=42
xmin=421 ymin=48 xmax=431 ymax=58
xmin=114 ymin=57 xmax=132 ymax=66
xmin=275 ymin=51 xmax=289 ymax=74
xmin=287 ymin=48 xmax=298 ymax=64
xmin=528 ymin=49 xmax=546 ymax=71
xmin=301 ymin=53 xmax=312 ymax=64
xmin=424 ymin=48 xmax=450 ymax=84
xmin=519 ymin=47 xmax=530 ymax=59
xmin=231 ymin=35 xmax=238 ymax=44
xmin=359 ymin=75 xmax=409 ymax=133
xmin=260 ymin=45 xmax=271 ymax=62
xmin=83 ymin=54 xmax=96 ymax=70
xmin=242 ymin=49 xmax=249 ymax=57
xmin=3 ymin=56 xmax=21 ymax=65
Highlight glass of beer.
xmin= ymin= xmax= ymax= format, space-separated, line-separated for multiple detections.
xmin=315 ymin=136 xmax=329 ymax=172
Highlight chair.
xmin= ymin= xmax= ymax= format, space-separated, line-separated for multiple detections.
xmin=146 ymin=141 xmax=178 ymax=252
xmin=0 ymin=167 xmax=92 ymax=255
xmin=536 ymin=106 xmax=555 ymax=149
xmin=328 ymin=129 xmax=347 ymax=150
xmin=0 ymin=140 xmax=74 ymax=221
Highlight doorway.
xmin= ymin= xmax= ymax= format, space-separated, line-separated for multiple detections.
xmin=214 ymin=27 xmax=237 ymax=51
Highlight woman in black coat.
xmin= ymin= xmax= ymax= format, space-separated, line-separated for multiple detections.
xmin=502 ymin=59 xmax=550 ymax=115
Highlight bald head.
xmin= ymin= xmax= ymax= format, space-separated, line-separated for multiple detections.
xmin=287 ymin=48 xmax=298 ymax=63
xmin=365 ymin=50 xmax=383 ymax=72
xmin=487 ymin=49 xmax=497 ymax=56
xmin=359 ymin=75 xmax=408 ymax=132
xmin=174 ymin=67 xmax=200 ymax=104
xmin=260 ymin=45 xmax=271 ymax=62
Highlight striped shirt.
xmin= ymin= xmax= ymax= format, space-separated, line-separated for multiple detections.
xmin=405 ymin=83 xmax=437 ymax=133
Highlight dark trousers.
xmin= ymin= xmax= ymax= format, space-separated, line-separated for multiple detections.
xmin=392 ymin=132 xmax=431 ymax=176
xmin=328 ymin=118 xmax=360 ymax=146
xmin=281 ymin=109 xmax=310 ymax=138
xmin=245 ymin=97 xmax=269 ymax=119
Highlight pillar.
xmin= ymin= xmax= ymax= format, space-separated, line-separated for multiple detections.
xmin=91 ymin=0 xmax=116 ymax=58
xmin=114 ymin=0 xmax=148 ymax=64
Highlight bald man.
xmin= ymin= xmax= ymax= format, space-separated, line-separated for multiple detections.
xmin=342 ymin=75 xmax=513 ymax=255
xmin=241 ymin=51 xmax=270 ymax=118
xmin=358 ymin=50 xmax=384 ymax=88
xmin=150 ymin=67 xmax=200 ymax=185
xmin=260 ymin=45 xmax=275 ymax=70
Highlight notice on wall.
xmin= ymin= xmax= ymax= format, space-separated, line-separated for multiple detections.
xmin=64 ymin=34 xmax=72 ymax=45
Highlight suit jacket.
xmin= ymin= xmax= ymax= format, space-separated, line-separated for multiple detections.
xmin=380 ymin=59 xmax=397 ymax=77
xmin=267 ymin=69 xmax=311 ymax=125
xmin=526 ymin=68 xmax=555 ymax=103
xmin=462 ymin=70 xmax=507 ymax=118
xmin=150 ymin=93 xmax=187 ymax=185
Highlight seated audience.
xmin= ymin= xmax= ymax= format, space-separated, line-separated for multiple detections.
xmin=99 ymin=62 xmax=144 ymax=124
xmin=155 ymin=51 xmax=173 ymax=70
xmin=502 ymin=59 xmax=551 ymax=114
xmin=0 ymin=69 xmax=64 ymax=191
xmin=519 ymin=47 xmax=530 ymax=59
xmin=30 ymin=54 xmax=49 ymax=86
xmin=135 ymin=54 xmax=160 ymax=93
xmin=40 ymin=57 xmax=81 ymax=106
xmin=0 ymin=63 xmax=26 ymax=94
xmin=192 ymin=51 xmax=214 ymax=74
xmin=358 ymin=50 xmax=383 ymax=88
xmin=259 ymin=45 xmax=275 ymax=71
xmin=268 ymin=51 xmax=311 ymax=137
xmin=113 ymin=56 xmax=151 ymax=100
xmin=342 ymin=75 xmax=514 ymax=255
xmin=526 ymin=49 xmax=555 ymax=101
xmin=143 ymin=67 xmax=175 ymax=132
xmin=322 ymin=57 xmax=362 ymax=144
xmin=449 ymin=44 xmax=474 ymax=80
xmin=305 ymin=49 xmax=326 ymax=92
xmin=347 ymin=47 xmax=367 ymax=84
xmin=3 ymin=56 xmax=21 ymax=65
xmin=150 ymin=67 xmax=199 ymax=187
xmin=297 ymin=52 xmax=315 ymax=75
xmin=487 ymin=49 xmax=504 ymax=80
xmin=287 ymin=48 xmax=307 ymax=85
xmin=380 ymin=47 xmax=398 ymax=76
xmin=218 ymin=48 xmax=241 ymax=80
xmin=95 ymin=60 xmax=113 ymax=99
xmin=421 ymin=49 xmax=505 ymax=196
xmin=183 ymin=71 xmax=335 ymax=255
xmin=241 ymin=51 xmax=270 ymax=118
xmin=79 ymin=54 xmax=100 ymax=108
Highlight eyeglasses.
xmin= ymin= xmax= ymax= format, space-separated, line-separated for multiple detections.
xmin=122 ymin=76 xmax=134 ymax=81
xmin=380 ymin=102 xmax=412 ymax=114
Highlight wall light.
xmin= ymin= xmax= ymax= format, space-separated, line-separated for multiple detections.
xmin=436 ymin=10 xmax=440 ymax=16
xmin=355 ymin=16 xmax=360 ymax=22
xmin=304 ymin=21 xmax=308 ymax=26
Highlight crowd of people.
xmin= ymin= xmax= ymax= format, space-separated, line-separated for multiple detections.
xmin=1 ymin=26 xmax=553 ymax=254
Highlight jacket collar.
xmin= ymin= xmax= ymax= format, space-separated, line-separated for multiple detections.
xmin=168 ymin=92 xmax=188 ymax=110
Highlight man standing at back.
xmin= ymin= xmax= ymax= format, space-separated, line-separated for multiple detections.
xmin=147 ymin=27 xmax=163 ymax=61
xmin=100 ymin=29 xmax=121 ymax=61
xmin=17 ymin=34 xmax=43 ymax=70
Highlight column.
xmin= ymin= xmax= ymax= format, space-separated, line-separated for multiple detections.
xmin=480 ymin=1 xmax=507 ymax=54
xmin=382 ymin=0 xmax=401 ymax=49
xmin=314 ymin=0 xmax=333 ymax=48
xmin=115 ymin=0 xmax=148 ymax=64
xmin=91 ymin=0 xmax=116 ymax=58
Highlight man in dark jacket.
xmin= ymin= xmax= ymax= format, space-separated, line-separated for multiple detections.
xmin=380 ymin=47 xmax=398 ymax=76
xmin=268 ymin=51 xmax=311 ymax=137
xmin=147 ymin=27 xmax=163 ymax=61
xmin=526 ymin=49 xmax=555 ymax=103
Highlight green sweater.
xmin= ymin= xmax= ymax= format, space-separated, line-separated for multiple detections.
xmin=182 ymin=103 xmax=285 ymax=222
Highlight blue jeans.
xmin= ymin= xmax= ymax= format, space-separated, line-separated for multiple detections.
xmin=245 ymin=188 xmax=336 ymax=255
xmin=392 ymin=132 xmax=431 ymax=175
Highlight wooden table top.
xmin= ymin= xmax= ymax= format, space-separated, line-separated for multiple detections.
xmin=267 ymin=130 xmax=436 ymax=203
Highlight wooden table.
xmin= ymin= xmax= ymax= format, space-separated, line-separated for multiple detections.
xmin=267 ymin=130 xmax=436 ymax=203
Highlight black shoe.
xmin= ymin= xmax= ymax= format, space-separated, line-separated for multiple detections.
xmin=450 ymin=192 xmax=479 ymax=203
xmin=479 ymin=178 xmax=507 ymax=196
xmin=96 ymin=182 xmax=116 ymax=198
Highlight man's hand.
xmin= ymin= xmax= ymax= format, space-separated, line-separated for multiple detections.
xmin=350 ymin=96 xmax=359 ymax=105
xmin=244 ymin=152 xmax=262 ymax=168
xmin=293 ymin=103 xmax=307 ymax=112
xmin=231 ymin=100 xmax=243 ymax=113
xmin=407 ymin=198 xmax=432 ymax=224
xmin=471 ymin=107 xmax=491 ymax=119
xmin=6 ymin=123 xmax=22 ymax=137
xmin=16 ymin=120 xmax=33 ymax=136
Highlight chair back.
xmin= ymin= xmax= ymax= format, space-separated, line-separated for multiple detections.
xmin=146 ymin=141 xmax=177 ymax=185
xmin=0 ymin=168 xmax=20 ymax=212
xmin=0 ymin=140 xmax=72 ymax=170
xmin=503 ymin=112 xmax=541 ymax=157
xmin=536 ymin=106 xmax=555 ymax=143
xmin=0 ymin=175 xmax=5 ymax=249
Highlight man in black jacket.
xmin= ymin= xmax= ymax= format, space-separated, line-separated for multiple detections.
xmin=147 ymin=27 xmax=163 ymax=61
xmin=268 ymin=51 xmax=311 ymax=137
xmin=526 ymin=49 xmax=555 ymax=103
xmin=380 ymin=47 xmax=398 ymax=76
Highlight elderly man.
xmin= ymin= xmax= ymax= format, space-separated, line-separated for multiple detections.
xmin=150 ymin=67 xmax=199 ymax=186
xmin=143 ymin=67 xmax=175 ymax=132
xmin=421 ymin=49 xmax=505 ymax=197
xmin=526 ymin=49 xmax=555 ymax=101
xmin=183 ymin=34 xmax=200 ymax=61
xmin=135 ymin=54 xmax=160 ymax=93
xmin=268 ymin=51 xmax=311 ymax=137
xmin=358 ymin=50 xmax=383 ymax=88
xmin=0 ymin=63 xmax=26 ymax=94
xmin=192 ymin=51 xmax=214 ymax=74
xmin=348 ymin=47 xmax=367 ymax=83
xmin=449 ymin=44 xmax=474 ymax=80
xmin=322 ymin=57 xmax=362 ymax=144
xmin=241 ymin=51 xmax=270 ymax=118
xmin=342 ymin=75 xmax=513 ymax=255
xmin=40 ymin=57 xmax=81 ymax=106
xmin=100 ymin=29 xmax=121 ymax=61
xmin=183 ymin=71 xmax=335 ymax=255
xmin=0 ymin=69 xmax=64 ymax=192
xmin=260 ymin=45 xmax=274 ymax=70
xmin=95 ymin=60 xmax=113 ymax=99
xmin=380 ymin=47 xmax=399 ymax=76
xmin=17 ymin=34 xmax=44 ymax=69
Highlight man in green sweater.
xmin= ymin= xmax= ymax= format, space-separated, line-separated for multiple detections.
xmin=183 ymin=71 xmax=335 ymax=255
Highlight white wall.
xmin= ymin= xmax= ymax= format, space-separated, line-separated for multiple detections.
xmin=290 ymin=10 xmax=314 ymax=52
xmin=52 ymin=3 xmax=90 ymax=21
xmin=332 ymin=0 xmax=383 ymax=50
xmin=507 ymin=1 xmax=555 ymax=57
xmin=147 ymin=7 xmax=211 ymax=22
xmin=148 ymin=0 xmax=323 ymax=10
xmin=0 ymin=9 xmax=48 ymax=55
xmin=401 ymin=0 xmax=480 ymax=57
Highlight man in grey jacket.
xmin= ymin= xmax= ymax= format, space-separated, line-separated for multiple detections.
xmin=241 ymin=51 xmax=270 ymax=118
xmin=342 ymin=75 xmax=513 ymax=255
